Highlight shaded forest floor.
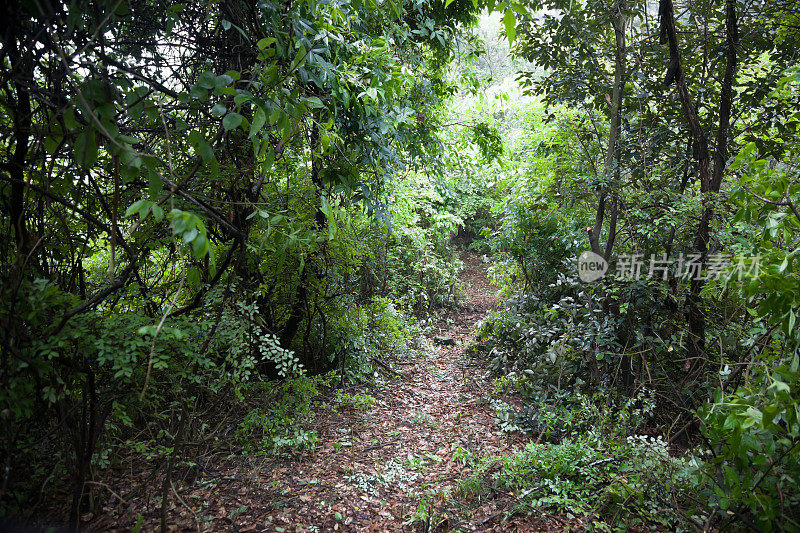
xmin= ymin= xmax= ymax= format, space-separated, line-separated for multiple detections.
xmin=83 ymin=252 xmax=567 ymax=532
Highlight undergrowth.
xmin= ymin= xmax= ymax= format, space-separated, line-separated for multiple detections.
xmin=455 ymin=433 xmax=700 ymax=531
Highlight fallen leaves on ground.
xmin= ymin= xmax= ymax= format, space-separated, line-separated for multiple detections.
xmin=81 ymin=252 xmax=568 ymax=532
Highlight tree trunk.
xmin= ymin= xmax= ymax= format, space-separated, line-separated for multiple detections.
xmin=659 ymin=0 xmax=738 ymax=369
xmin=588 ymin=1 xmax=626 ymax=261
xmin=279 ymin=124 xmax=326 ymax=361
xmin=7 ymin=45 xmax=32 ymax=253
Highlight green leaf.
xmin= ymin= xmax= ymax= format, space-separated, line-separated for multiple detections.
xmin=189 ymin=130 xmax=215 ymax=163
xmin=223 ymin=112 xmax=244 ymax=131
xmin=211 ymin=103 xmax=227 ymax=117
xmin=293 ymin=44 xmax=307 ymax=69
xmin=147 ymin=169 xmax=161 ymax=198
xmin=152 ymin=204 xmax=164 ymax=222
xmin=770 ymin=379 xmax=791 ymax=394
xmin=74 ymin=129 xmax=98 ymax=168
xmin=138 ymin=200 xmax=151 ymax=220
xmin=187 ymin=267 xmax=201 ymax=286
xmin=502 ymin=10 xmax=517 ymax=45
xmin=170 ymin=210 xmax=186 ymax=233
xmin=190 ymin=85 xmax=208 ymax=101
xmin=304 ymin=96 xmax=324 ymax=109
xmin=250 ymin=107 xmax=266 ymax=138
xmin=214 ymin=74 xmax=234 ymax=89
xmin=262 ymin=146 xmax=275 ymax=172
xmin=723 ymin=414 xmax=739 ymax=430
xmin=125 ymin=199 xmax=146 ymax=219
xmin=44 ymin=135 xmax=60 ymax=155
xmin=198 ymin=71 xmax=216 ymax=89
xmin=269 ymin=108 xmax=282 ymax=125
xmin=183 ymin=228 xmax=198 ymax=244
xmin=192 ymin=234 xmax=209 ymax=258
xmin=257 ymin=37 xmax=276 ymax=50
xmin=138 ymin=325 xmax=157 ymax=336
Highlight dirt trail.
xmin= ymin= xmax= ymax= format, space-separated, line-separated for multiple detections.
xmin=97 ymin=251 xmax=547 ymax=532
xmin=242 ymin=251 xmax=512 ymax=532
xmin=221 ymin=251 xmax=538 ymax=532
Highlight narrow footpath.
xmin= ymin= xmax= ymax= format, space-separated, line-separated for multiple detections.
xmin=100 ymin=252 xmax=558 ymax=532
xmin=225 ymin=251 xmax=542 ymax=532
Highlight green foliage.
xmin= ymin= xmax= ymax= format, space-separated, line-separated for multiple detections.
xmin=332 ymin=391 xmax=376 ymax=411
xmin=385 ymin=174 xmax=465 ymax=313
xmin=730 ymin=68 xmax=800 ymax=344
xmin=326 ymin=295 xmax=420 ymax=383
xmin=689 ymin=67 xmax=800 ymax=530
xmin=513 ymin=388 xmax=655 ymax=443
xmin=491 ymin=206 xmax=579 ymax=291
xmin=456 ymin=51 xmax=800 ymax=529
xmin=696 ymin=362 xmax=800 ymax=529
xmin=0 ymin=0 xmax=491 ymax=515
xmin=470 ymin=122 xmax=504 ymax=163
xmin=3 ymin=0 xmax=799 ymax=527
xmin=235 ymin=376 xmax=329 ymax=454
xmin=214 ymin=289 xmax=304 ymax=380
xmin=459 ymin=433 xmax=698 ymax=530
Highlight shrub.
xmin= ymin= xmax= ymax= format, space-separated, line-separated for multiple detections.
xmin=459 ymin=432 xmax=699 ymax=530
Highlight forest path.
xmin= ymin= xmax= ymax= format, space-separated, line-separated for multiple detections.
xmin=111 ymin=251 xmax=544 ymax=532
xmin=238 ymin=251 xmax=528 ymax=532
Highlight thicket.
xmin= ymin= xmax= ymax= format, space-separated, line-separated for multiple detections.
xmin=460 ymin=0 xmax=800 ymax=528
xmin=0 ymin=0 xmax=513 ymax=528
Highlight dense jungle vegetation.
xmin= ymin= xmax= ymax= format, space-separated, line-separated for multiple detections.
xmin=2 ymin=0 xmax=800 ymax=530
